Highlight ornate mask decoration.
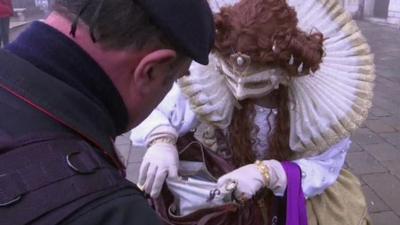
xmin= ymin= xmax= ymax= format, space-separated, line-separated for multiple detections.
xmin=216 ymin=52 xmax=288 ymax=101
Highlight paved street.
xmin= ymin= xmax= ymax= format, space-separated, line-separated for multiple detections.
xmin=346 ymin=21 xmax=400 ymax=225
xmin=7 ymin=17 xmax=400 ymax=225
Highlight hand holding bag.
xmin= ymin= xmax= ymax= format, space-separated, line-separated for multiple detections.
xmin=166 ymin=142 xmax=236 ymax=216
xmin=166 ymin=177 xmax=234 ymax=216
xmin=151 ymin=136 xmax=280 ymax=225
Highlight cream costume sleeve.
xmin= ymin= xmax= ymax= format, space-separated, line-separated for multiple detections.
xmin=294 ymin=138 xmax=350 ymax=198
xmin=130 ymin=83 xmax=199 ymax=146
xmin=130 ymin=82 xmax=350 ymax=198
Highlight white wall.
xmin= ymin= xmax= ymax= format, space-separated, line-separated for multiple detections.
xmin=364 ymin=0 xmax=375 ymax=17
xmin=344 ymin=0 xmax=362 ymax=15
xmin=388 ymin=0 xmax=400 ymax=24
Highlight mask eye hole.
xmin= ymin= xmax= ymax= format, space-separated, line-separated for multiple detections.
xmin=243 ymin=80 xmax=272 ymax=89
xmin=224 ymin=73 xmax=237 ymax=84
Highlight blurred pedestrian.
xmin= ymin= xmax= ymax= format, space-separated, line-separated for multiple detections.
xmin=0 ymin=0 xmax=13 ymax=47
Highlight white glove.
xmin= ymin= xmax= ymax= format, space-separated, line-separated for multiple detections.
xmin=266 ymin=160 xmax=287 ymax=196
xmin=138 ymin=142 xmax=179 ymax=198
xmin=217 ymin=160 xmax=287 ymax=200
xmin=217 ymin=164 xmax=264 ymax=200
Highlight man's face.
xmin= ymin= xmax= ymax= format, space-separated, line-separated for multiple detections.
xmin=130 ymin=57 xmax=191 ymax=127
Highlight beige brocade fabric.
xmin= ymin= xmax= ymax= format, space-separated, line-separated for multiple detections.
xmin=307 ymin=169 xmax=372 ymax=225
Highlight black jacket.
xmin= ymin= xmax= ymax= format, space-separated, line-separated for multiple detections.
xmin=0 ymin=22 xmax=161 ymax=225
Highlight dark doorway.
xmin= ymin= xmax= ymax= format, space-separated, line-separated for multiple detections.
xmin=374 ymin=0 xmax=390 ymax=18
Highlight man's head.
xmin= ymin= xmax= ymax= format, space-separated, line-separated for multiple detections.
xmin=48 ymin=0 xmax=214 ymax=129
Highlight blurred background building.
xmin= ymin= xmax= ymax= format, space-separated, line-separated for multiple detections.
xmin=11 ymin=0 xmax=52 ymax=21
xmin=8 ymin=0 xmax=400 ymax=27
xmin=340 ymin=0 xmax=400 ymax=26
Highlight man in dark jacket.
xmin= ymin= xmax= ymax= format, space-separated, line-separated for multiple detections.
xmin=0 ymin=0 xmax=214 ymax=224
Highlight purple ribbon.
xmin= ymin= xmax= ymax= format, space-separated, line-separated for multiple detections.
xmin=281 ymin=162 xmax=308 ymax=225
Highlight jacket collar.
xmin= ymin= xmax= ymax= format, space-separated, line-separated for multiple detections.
xmin=5 ymin=21 xmax=129 ymax=135
xmin=0 ymin=49 xmax=123 ymax=168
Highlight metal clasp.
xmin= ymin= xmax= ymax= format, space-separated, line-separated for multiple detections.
xmin=271 ymin=216 xmax=278 ymax=225
xmin=0 ymin=195 xmax=22 ymax=207
xmin=66 ymin=152 xmax=96 ymax=175
xmin=207 ymin=189 xmax=221 ymax=202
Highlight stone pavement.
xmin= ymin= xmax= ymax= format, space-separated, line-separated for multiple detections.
xmin=345 ymin=21 xmax=400 ymax=225
xmin=115 ymin=20 xmax=400 ymax=225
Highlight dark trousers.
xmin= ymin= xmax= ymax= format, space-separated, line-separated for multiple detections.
xmin=0 ymin=17 xmax=10 ymax=47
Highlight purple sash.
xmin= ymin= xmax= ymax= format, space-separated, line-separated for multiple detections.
xmin=282 ymin=162 xmax=308 ymax=225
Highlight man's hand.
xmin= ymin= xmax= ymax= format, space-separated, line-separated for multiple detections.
xmin=138 ymin=142 xmax=179 ymax=198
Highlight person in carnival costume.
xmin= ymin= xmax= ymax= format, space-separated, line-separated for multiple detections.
xmin=127 ymin=0 xmax=375 ymax=224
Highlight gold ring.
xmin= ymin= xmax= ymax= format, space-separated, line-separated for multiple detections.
xmin=137 ymin=184 xmax=144 ymax=192
xmin=239 ymin=192 xmax=248 ymax=203
xmin=224 ymin=179 xmax=238 ymax=192
xmin=234 ymin=191 xmax=248 ymax=204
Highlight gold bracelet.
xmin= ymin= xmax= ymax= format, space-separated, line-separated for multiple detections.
xmin=255 ymin=160 xmax=270 ymax=187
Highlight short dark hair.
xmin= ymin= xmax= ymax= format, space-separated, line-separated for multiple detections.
xmin=53 ymin=0 xmax=171 ymax=50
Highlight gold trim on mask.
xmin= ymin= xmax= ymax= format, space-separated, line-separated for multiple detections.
xmin=216 ymin=52 xmax=277 ymax=77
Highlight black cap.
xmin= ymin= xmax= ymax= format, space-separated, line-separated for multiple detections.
xmin=136 ymin=0 xmax=215 ymax=65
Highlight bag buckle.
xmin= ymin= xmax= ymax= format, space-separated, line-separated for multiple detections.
xmin=0 ymin=195 xmax=22 ymax=207
xmin=207 ymin=189 xmax=221 ymax=202
xmin=66 ymin=152 xmax=97 ymax=175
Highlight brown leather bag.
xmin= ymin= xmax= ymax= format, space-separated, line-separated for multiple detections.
xmin=150 ymin=133 xmax=284 ymax=225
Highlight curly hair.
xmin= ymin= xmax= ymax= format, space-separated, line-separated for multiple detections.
xmin=214 ymin=0 xmax=324 ymax=76
xmin=228 ymin=99 xmax=257 ymax=167
xmin=217 ymin=0 xmax=324 ymax=166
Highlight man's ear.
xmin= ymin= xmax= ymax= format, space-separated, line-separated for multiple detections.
xmin=132 ymin=49 xmax=177 ymax=95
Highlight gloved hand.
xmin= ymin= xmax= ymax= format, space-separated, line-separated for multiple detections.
xmin=138 ymin=142 xmax=179 ymax=198
xmin=217 ymin=160 xmax=287 ymax=200
xmin=217 ymin=164 xmax=265 ymax=200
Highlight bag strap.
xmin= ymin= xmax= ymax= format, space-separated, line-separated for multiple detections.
xmin=0 ymin=50 xmax=124 ymax=171
xmin=155 ymin=202 xmax=237 ymax=225
xmin=0 ymin=80 xmax=124 ymax=171
xmin=197 ymin=204 xmax=237 ymax=225
xmin=178 ymin=137 xmax=236 ymax=178
xmin=0 ymin=138 xmax=130 ymax=225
